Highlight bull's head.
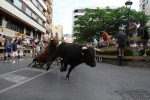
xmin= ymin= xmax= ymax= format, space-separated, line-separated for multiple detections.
xmin=82 ymin=46 xmax=96 ymax=67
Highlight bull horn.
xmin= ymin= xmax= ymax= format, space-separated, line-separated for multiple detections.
xmin=82 ymin=46 xmax=87 ymax=50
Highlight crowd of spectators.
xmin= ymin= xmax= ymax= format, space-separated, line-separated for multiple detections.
xmin=90 ymin=23 xmax=149 ymax=57
xmin=0 ymin=34 xmax=49 ymax=62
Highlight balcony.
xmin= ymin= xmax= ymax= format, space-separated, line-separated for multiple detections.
xmin=45 ymin=25 xmax=52 ymax=33
xmin=47 ymin=4 xmax=52 ymax=14
xmin=47 ymin=0 xmax=52 ymax=5
xmin=46 ymin=15 xmax=52 ymax=24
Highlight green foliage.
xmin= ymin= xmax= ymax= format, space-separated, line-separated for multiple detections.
xmin=73 ymin=6 xmax=149 ymax=43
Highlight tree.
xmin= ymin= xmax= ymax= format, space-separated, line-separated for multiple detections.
xmin=73 ymin=7 xmax=149 ymax=43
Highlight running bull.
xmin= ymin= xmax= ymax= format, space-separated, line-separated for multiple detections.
xmin=46 ymin=42 xmax=96 ymax=80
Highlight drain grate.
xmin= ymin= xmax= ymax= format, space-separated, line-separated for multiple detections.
xmin=115 ymin=89 xmax=150 ymax=100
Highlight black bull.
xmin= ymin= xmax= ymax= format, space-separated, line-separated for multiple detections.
xmin=46 ymin=42 xmax=96 ymax=80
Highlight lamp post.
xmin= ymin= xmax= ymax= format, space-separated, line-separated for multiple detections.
xmin=125 ymin=0 xmax=133 ymax=37
xmin=125 ymin=0 xmax=133 ymax=46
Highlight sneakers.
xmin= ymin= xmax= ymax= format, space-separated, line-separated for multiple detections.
xmin=19 ymin=59 xmax=24 ymax=61
xmin=143 ymin=54 xmax=147 ymax=57
xmin=12 ymin=61 xmax=15 ymax=63
xmin=138 ymin=47 xmax=143 ymax=51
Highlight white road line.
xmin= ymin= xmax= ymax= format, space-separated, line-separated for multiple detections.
xmin=0 ymin=73 xmax=29 ymax=83
xmin=0 ymin=68 xmax=27 ymax=77
xmin=0 ymin=66 xmax=58 ymax=94
xmin=24 ymin=68 xmax=46 ymax=72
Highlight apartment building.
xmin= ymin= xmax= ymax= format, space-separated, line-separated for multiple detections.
xmin=139 ymin=0 xmax=150 ymax=26
xmin=0 ymin=0 xmax=53 ymax=41
xmin=52 ymin=24 xmax=63 ymax=44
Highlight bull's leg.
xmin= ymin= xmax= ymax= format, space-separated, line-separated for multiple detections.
xmin=60 ymin=59 xmax=64 ymax=72
xmin=46 ymin=61 xmax=53 ymax=71
xmin=28 ymin=60 xmax=34 ymax=67
xmin=66 ymin=66 xmax=75 ymax=80
xmin=56 ymin=57 xmax=60 ymax=67
xmin=60 ymin=61 xmax=68 ymax=72
xmin=32 ymin=62 xmax=37 ymax=67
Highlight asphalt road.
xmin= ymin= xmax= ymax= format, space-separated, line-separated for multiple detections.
xmin=0 ymin=58 xmax=150 ymax=100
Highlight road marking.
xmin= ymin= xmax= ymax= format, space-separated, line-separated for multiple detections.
xmin=0 ymin=68 xmax=27 ymax=77
xmin=0 ymin=73 xmax=29 ymax=83
xmin=0 ymin=66 xmax=58 ymax=94
xmin=24 ymin=68 xmax=46 ymax=72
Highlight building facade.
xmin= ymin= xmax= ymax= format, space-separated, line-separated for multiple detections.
xmin=139 ymin=0 xmax=150 ymax=26
xmin=52 ymin=24 xmax=63 ymax=44
xmin=63 ymin=34 xmax=72 ymax=43
xmin=0 ymin=0 xmax=53 ymax=41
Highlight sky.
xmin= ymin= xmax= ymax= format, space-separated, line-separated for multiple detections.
xmin=53 ymin=0 xmax=139 ymax=34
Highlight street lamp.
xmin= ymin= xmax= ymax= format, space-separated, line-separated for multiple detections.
xmin=125 ymin=0 xmax=133 ymax=37
xmin=125 ymin=0 xmax=133 ymax=46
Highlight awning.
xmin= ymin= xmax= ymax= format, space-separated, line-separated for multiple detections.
xmin=15 ymin=33 xmax=27 ymax=38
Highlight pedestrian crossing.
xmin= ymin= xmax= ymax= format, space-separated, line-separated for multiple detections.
xmin=0 ymin=66 xmax=57 ymax=93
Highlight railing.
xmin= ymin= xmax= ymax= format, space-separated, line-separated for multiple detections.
xmin=95 ymin=37 xmax=150 ymax=65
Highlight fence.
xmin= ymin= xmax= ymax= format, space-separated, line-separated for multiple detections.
xmin=95 ymin=37 xmax=150 ymax=65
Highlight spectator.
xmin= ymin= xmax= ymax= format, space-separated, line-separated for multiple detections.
xmin=4 ymin=40 xmax=13 ymax=62
xmin=92 ymin=37 xmax=98 ymax=48
xmin=136 ymin=24 xmax=149 ymax=57
xmin=42 ymin=41 xmax=47 ymax=52
xmin=36 ymin=44 xmax=41 ymax=55
xmin=130 ymin=21 xmax=138 ymax=45
xmin=98 ymin=37 xmax=105 ymax=48
xmin=0 ymin=35 xmax=5 ymax=60
xmin=130 ymin=21 xmax=138 ymax=37
xmin=17 ymin=37 xmax=23 ymax=45
xmin=117 ymin=31 xmax=128 ymax=57
xmin=12 ymin=40 xmax=18 ymax=63
xmin=18 ymin=43 xmax=24 ymax=60
xmin=102 ymin=30 xmax=110 ymax=47
xmin=1 ymin=35 xmax=5 ymax=46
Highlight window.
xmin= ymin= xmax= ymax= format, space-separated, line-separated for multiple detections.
xmin=39 ymin=18 xmax=43 ymax=25
xmin=26 ymin=7 xmax=32 ymax=16
xmin=26 ymin=29 xmax=30 ymax=36
xmin=38 ymin=33 xmax=41 ymax=40
xmin=14 ymin=0 xmax=22 ymax=10
xmin=32 ymin=13 xmax=37 ymax=20
xmin=39 ymin=5 xmax=43 ymax=12
xmin=5 ymin=18 xmax=23 ymax=33
xmin=7 ymin=0 xmax=13 ymax=3
xmin=56 ymin=33 xmax=58 ymax=38
xmin=32 ymin=0 xmax=38 ymax=7
xmin=33 ymin=31 xmax=37 ymax=38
